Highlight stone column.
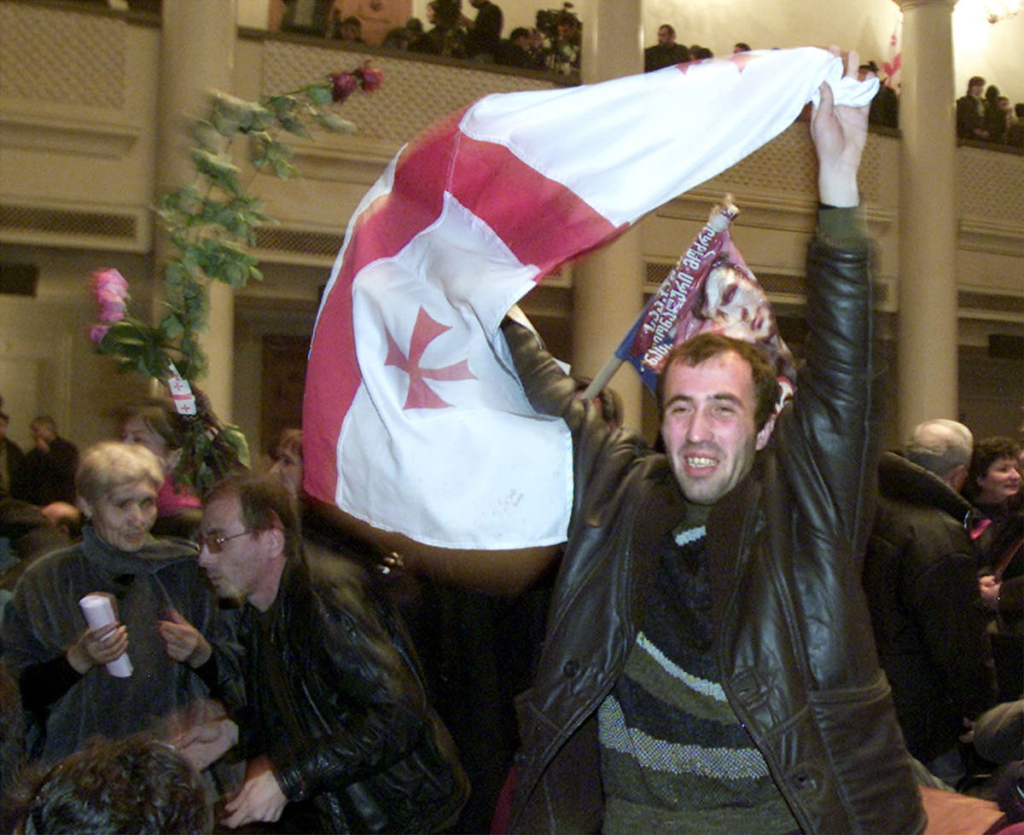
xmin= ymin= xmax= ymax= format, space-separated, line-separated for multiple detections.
xmin=892 ymin=0 xmax=959 ymax=437
xmin=571 ymin=0 xmax=645 ymax=430
xmin=155 ymin=1 xmax=238 ymax=421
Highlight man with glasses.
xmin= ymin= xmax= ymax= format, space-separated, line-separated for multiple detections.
xmin=176 ymin=473 xmax=467 ymax=832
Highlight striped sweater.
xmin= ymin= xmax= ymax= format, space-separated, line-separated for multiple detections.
xmin=598 ymin=513 xmax=799 ymax=833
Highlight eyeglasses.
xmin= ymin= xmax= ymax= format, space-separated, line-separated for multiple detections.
xmin=195 ymin=530 xmax=252 ymax=554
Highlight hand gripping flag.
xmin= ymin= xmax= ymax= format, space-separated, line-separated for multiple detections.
xmin=303 ymin=47 xmax=877 ymax=550
xmin=611 ymin=200 xmax=797 ymax=403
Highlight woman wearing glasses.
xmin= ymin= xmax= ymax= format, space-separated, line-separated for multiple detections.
xmin=1 ymin=441 xmax=236 ymax=766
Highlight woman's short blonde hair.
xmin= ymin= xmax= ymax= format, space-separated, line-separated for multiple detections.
xmin=76 ymin=442 xmax=164 ymax=505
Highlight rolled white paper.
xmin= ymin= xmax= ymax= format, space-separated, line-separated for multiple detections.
xmin=78 ymin=594 xmax=133 ymax=678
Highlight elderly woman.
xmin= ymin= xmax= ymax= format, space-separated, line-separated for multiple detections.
xmin=116 ymin=398 xmax=202 ymax=537
xmin=1 ymin=442 xmax=233 ymax=765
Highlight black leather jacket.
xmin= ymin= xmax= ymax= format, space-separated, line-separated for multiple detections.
xmin=864 ymin=452 xmax=998 ymax=762
xmin=235 ymin=552 xmax=468 ymax=833
xmin=505 ymin=216 xmax=926 ymax=834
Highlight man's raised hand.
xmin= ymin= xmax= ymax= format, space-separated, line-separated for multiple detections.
xmin=811 ymin=48 xmax=870 ymax=208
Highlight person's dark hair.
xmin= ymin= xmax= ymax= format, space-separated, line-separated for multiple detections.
xmin=341 ymin=14 xmax=361 ymax=27
xmin=734 ymin=42 xmax=751 ymax=52
xmin=509 ymin=26 xmax=530 ymax=40
xmin=985 ymin=84 xmax=1000 ymax=104
xmin=691 ymin=45 xmax=713 ymax=60
xmin=9 ymin=734 xmax=211 ymax=835
xmin=659 ymin=23 xmax=675 ymax=37
xmin=963 ymin=435 xmax=1022 ymax=503
xmin=656 ymin=333 xmax=780 ymax=431
xmin=1015 ymin=103 xmax=1024 ymax=118
xmin=406 ymin=16 xmax=424 ymax=33
xmin=271 ymin=428 xmax=303 ymax=464
xmin=432 ymin=0 xmax=461 ymax=27
xmin=556 ymin=8 xmax=580 ymax=29
xmin=29 ymin=416 xmax=56 ymax=435
xmin=115 ymin=397 xmax=188 ymax=452
xmin=207 ymin=472 xmax=301 ymax=559
xmin=968 ymin=76 xmax=985 ymax=91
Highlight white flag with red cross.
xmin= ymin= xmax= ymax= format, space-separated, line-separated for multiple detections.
xmin=302 ymin=47 xmax=876 ymax=550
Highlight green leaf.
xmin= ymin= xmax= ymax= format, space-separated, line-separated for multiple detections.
xmin=191 ymin=149 xmax=242 ymax=195
xmin=248 ymin=104 xmax=275 ymax=132
xmin=269 ymin=95 xmax=298 ymax=118
xmin=278 ymin=114 xmax=311 ymax=139
xmin=304 ymin=84 xmax=333 ymax=107
xmin=190 ymin=119 xmax=221 ymax=151
xmin=314 ymin=112 xmax=357 ymax=134
xmin=272 ymin=156 xmax=297 ymax=179
xmin=160 ymin=314 xmax=184 ymax=340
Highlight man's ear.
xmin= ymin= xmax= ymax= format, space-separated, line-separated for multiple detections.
xmin=77 ymin=496 xmax=93 ymax=520
xmin=755 ymin=414 xmax=777 ymax=451
xmin=949 ymin=463 xmax=968 ymax=493
xmin=260 ymin=526 xmax=286 ymax=557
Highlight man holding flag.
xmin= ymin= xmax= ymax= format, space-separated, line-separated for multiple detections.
xmin=500 ymin=51 xmax=925 ymax=834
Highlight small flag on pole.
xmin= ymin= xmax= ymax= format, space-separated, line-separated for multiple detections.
xmin=612 ymin=200 xmax=796 ymax=399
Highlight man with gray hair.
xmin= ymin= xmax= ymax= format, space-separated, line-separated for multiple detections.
xmin=905 ymin=419 xmax=974 ymax=491
xmin=863 ymin=419 xmax=998 ymax=785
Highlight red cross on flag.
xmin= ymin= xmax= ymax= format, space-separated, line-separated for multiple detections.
xmin=303 ymin=47 xmax=877 ymax=550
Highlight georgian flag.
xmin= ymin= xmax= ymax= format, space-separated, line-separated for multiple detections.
xmin=303 ymin=47 xmax=876 ymax=550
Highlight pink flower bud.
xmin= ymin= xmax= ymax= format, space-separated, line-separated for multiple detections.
xmin=91 ymin=268 xmax=129 ymax=296
xmin=89 ymin=268 xmax=129 ymax=328
xmin=98 ymin=300 xmax=126 ymax=323
xmin=89 ymin=324 xmax=111 ymax=344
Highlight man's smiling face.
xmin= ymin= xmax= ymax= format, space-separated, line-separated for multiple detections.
xmin=660 ymin=350 xmax=775 ymax=505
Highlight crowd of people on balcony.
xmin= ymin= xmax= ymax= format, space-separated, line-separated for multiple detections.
xmin=55 ymin=0 xmax=1024 ymax=146
xmin=958 ymin=76 xmax=1024 ymax=148
xmin=275 ymin=0 xmax=583 ymax=76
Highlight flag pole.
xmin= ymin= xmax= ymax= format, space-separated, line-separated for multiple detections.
xmin=582 ymin=355 xmax=623 ymax=400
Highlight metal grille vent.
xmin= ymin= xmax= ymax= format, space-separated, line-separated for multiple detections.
xmin=958 ymin=291 xmax=1024 ymax=315
xmin=255 ymin=226 xmax=345 ymax=257
xmin=0 ymin=204 xmax=136 ymax=239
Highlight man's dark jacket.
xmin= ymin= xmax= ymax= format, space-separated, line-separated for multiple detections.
xmin=863 ymin=452 xmax=998 ymax=763
xmin=644 ymin=42 xmax=691 ymax=72
xmin=1 ymin=437 xmax=25 ymax=498
xmin=18 ymin=436 xmax=78 ymax=506
xmin=505 ymin=213 xmax=925 ymax=834
xmin=466 ymin=0 xmax=502 ymax=57
xmin=233 ymin=552 xmax=468 ymax=833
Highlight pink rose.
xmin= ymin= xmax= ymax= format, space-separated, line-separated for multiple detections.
xmin=330 ymin=72 xmax=359 ymax=103
xmin=88 ymin=268 xmax=129 ymax=344
xmin=91 ymin=268 xmax=129 ymax=296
